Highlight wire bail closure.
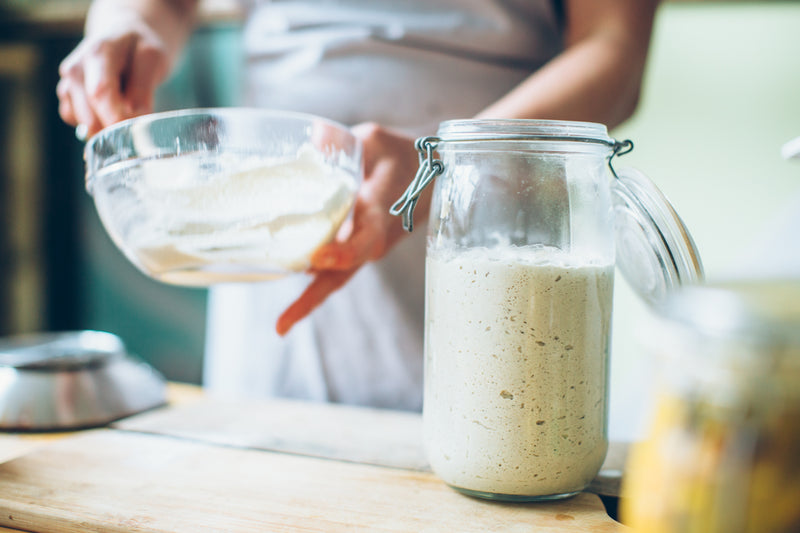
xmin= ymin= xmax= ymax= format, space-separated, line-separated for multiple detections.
xmin=609 ymin=138 xmax=634 ymax=180
xmin=390 ymin=134 xmax=633 ymax=233
xmin=389 ymin=136 xmax=443 ymax=232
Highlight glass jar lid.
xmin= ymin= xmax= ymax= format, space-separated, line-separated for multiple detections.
xmin=611 ymin=167 xmax=704 ymax=306
xmin=436 ymin=118 xmax=614 ymax=146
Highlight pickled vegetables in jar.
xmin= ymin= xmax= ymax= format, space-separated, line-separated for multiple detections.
xmin=622 ymin=281 xmax=800 ymax=533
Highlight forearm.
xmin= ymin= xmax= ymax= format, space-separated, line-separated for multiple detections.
xmin=85 ymin=0 xmax=199 ymax=67
xmin=476 ymin=0 xmax=659 ymax=129
xmin=476 ymin=34 xmax=646 ymax=128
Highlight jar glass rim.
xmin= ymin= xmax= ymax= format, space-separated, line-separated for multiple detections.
xmin=647 ymin=281 xmax=800 ymax=402
xmin=656 ymin=280 xmax=800 ymax=345
xmin=436 ymin=118 xmax=614 ymax=145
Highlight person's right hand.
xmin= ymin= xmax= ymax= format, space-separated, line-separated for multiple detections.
xmin=275 ymin=123 xmax=423 ymax=336
xmin=56 ymin=16 xmax=171 ymax=138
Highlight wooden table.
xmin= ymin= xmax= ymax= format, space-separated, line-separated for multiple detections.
xmin=0 ymin=383 xmax=628 ymax=532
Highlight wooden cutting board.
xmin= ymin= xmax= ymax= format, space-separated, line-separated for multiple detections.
xmin=0 ymin=429 xmax=626 ymax=532
xmin=111 ymin=397 xmax=628 ymax=496
xmin=114 ymin=397 xmax=430 ymax=470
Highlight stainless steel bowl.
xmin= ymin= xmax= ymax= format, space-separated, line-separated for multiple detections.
xmin=84 ymin=108 xmax=362 ymax=286
xmin=0 ymin=331 xmax=166 ymax=431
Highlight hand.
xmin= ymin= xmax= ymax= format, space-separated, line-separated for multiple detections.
xmin=276 ymin=123 xmax=422 ymax=335
xmin=56 ymin=16 xmax=171 ymax=138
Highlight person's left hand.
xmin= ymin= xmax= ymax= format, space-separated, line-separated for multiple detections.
xmin=275 ymin=123 xmax=422 ymax=335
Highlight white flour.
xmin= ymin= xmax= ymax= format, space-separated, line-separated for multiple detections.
xmin=94 ymin=147 xmax=357 ymax=285
xmin=424 ymin=245 xmax=614 ymax=497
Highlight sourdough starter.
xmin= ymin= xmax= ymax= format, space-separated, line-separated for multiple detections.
xmin=424 ymin=245 xmax=614 ymax=497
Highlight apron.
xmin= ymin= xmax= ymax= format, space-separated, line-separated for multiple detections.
xmin=203 ymin=0 xmax=565 ymax=411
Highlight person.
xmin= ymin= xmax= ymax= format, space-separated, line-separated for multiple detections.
xmin=57 ymin=0 xmax=660 ymax=411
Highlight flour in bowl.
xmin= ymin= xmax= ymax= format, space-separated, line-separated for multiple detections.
xmin=93 ymin=146 xmax=358 ymax=285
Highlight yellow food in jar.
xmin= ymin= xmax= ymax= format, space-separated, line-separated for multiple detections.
xmin=622 ymin=392 xmax=800 ymax=533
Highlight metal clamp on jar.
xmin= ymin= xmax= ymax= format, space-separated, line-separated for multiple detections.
xmin=392 ymin=119 xmax=703 ymax=501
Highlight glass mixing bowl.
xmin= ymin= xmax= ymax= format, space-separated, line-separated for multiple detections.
xmin=85 ymin=108 xmax=362 ymax=286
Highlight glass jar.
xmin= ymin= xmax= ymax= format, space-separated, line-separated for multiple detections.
xmin=621 ymin=281 xmax=800 ymax=532
xmin=392 ymin=119 xmax=702 ymax=502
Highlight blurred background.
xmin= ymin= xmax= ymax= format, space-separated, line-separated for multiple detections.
xmin=0 ymin=0 xmax=798 ymax=440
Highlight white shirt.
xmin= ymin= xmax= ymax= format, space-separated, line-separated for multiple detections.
xmin=204 ymin=0 xmax=564 ymax=410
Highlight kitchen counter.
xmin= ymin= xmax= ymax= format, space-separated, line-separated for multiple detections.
xmin=0 ymin=383 xmax=629 ymax=532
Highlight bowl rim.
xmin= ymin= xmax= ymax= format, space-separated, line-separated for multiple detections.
xmin=86 ymin=107 xmax=356 ymax=144
xmin=83 ymin=107 xmax=363 ymax=192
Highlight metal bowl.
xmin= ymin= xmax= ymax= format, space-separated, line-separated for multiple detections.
xmin=84 ymin=108 xmax=362 ymax=286
xmin=0 ymin=331 xmax=166 ymax=431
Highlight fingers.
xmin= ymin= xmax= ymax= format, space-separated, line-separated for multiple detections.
xmin=351 ymin=122 xmax=382 ymax=171
xmin=55 ymin=76 xmax=80 ymax=127
xmin=58 ymin=45 xmax=112 ymax=137
xmin=276 ymin=269 xmax=357 ymax=336
xmin=56 ymin=31 xmax=165 ymax=138
xmin=82 ymin=37 xmax=133 ymax=125
xmin=57 ymin=47 xmax=98 ymax=132
xmin=279 ymin=201 xmax=386 ymax=335
xmin=279 ymin=204 xmax=389 ymax=335
xmin=310 ymin=202 xmax=385 ymax=270
xmin=124 ymin=40 xmax=170 ymax=116
xmin=278 ymin=124 xmax=418 ymax=334
xmin=56 ymin=74 xmax=104 ymax=136
xmin=310 ymin=226 xmax=374 ymax=271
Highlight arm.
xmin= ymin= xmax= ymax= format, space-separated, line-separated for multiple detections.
xmin=477 ymin=0 xmax=660 ymax=129
xmin=57 ymin=0 xmax=199 ymax=137
xmin=276 ymin=0 xmax=660 ymax=335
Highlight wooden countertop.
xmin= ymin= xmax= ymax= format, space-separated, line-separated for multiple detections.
xmin=0 ymin=383 xmax=629 ymax=532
